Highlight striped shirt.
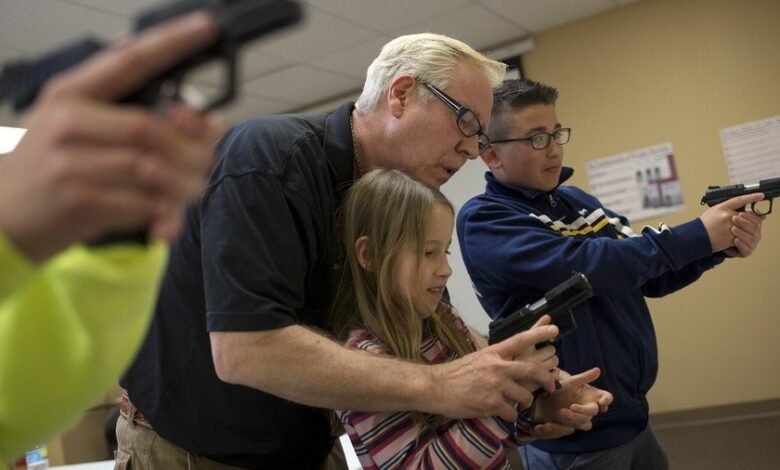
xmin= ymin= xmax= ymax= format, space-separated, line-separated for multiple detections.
xmin=336 ymin=316 xmax=534 ymax=469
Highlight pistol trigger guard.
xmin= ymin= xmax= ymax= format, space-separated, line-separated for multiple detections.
xmin=160 ymin=75 xmax=183 ymax=103
xmin=203 ymin=50 xmax=237 ymax=111
xmin=752 ymin=199 xmax=772 ymax=216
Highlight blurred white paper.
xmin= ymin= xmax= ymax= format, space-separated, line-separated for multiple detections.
xmin=720 ymin=115 xmax=780 ymax=184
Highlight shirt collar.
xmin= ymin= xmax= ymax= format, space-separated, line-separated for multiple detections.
xmin=323 ymin=102 xmax=357 ymax=198
xmin=485 ymin=166 xmax=574 ymax=200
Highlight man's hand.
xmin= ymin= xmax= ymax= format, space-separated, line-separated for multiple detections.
xmin=0 ymin=11 xmax=221 ymax=262
xmin=512 ymin=315 xmax=558 ymax=393
xmin=532 ymin=367 xmax=613 ymax=432
xmin=428 ymin=324 xmax=560 ymax=422
xmin=700 ymin=193 xmax=765 ymax=254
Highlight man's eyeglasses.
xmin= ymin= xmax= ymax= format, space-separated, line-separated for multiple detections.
xmin=492 ymin=128 xmax=572 ymax=150
xmin=422 ymin=82 xmax=491 ymax=155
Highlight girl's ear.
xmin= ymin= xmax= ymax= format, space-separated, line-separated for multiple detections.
xmin=355 ymin=236 xmax=374 ymax=272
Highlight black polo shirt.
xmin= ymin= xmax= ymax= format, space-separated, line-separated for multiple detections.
xmin=121 ymin=102 xmax=356 ymax=469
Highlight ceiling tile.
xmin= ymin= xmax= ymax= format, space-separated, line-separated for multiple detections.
xmin=219 ymin=93 xmax=297 ymax=123
xmin=185 ymin=49 xmax=293 ymax=87
xmin=253 ymin=10 xmax=378 ymax=61
xmin=0 ymin=0 xmax=641 ymax=119
xmin=310 ymin=36 xmax=390 ymax=80
xmin=480 ymin=0 xmax=615 ymax=33
xmin=242 ymin=64 xmax=361 ymax=106
xmin=399 ymin=5 xmax=530 ymax=51
xmin=0 ymin=1 xmax=128 ymax=54
xmin=175 ymin=81 xmax=295 ymax=122
xmin=239 ymin=48 xmax=296 ymax=80
xmin=306 ymin=0 xmax=472 ymax=34
xmin=61 ymin=0 xmax=158 ymax=17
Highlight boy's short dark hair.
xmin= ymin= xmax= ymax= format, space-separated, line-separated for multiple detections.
xmin=489 ymin=78 xmax=559 ymax=141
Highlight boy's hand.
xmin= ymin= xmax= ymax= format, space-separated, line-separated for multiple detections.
xmin=700 ymin=193 xmax=765 ymax=254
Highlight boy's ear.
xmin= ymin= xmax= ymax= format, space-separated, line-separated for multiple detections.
xmin=480 ymin=145 xmax=502 ymax=170
xmin=355 ymin=236 xmax=374 ymax=272
xmin=387 ymin=75 xmax=416 ymax=118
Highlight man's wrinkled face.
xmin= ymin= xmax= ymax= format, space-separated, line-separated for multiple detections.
xmin=394 ymin=61 xmax=494 ymax=189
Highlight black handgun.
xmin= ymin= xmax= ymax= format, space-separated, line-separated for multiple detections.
xmin=0 ymin=0 xmax=303 ymax=112
xmin=488 ymin=272 xmax=593 ymax=346
xmin=0 ymin=0 xmax=302 ymax=244
xmin=700 ymin=177 xmax=780 ymax=216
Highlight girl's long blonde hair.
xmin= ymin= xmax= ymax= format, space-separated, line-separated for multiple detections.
xmin=331 ymin=168 xmax=475 ymax=375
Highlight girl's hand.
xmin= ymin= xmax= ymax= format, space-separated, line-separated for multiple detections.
xmin=532 ymin=367 xmax=613 ymax=431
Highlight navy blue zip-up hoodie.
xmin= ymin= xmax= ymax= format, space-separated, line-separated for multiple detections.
xmin=457 ymin=169 xmax=726 ymax=453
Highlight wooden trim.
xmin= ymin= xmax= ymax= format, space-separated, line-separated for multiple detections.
xmin=650 ymin=398 xmax=780 ymax=430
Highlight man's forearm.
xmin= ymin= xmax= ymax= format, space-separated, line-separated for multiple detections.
xmin=210 ymin=322 xmax=562 ymax=422
xmin=210 ymin=325 xmax=436 ymax=412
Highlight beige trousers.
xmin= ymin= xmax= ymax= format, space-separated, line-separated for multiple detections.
xmin=115 ymin=406 xmax=345 ymax=469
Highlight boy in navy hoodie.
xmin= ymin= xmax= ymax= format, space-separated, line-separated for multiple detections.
xmin=457 ymin=78 xmax=765 ymax=469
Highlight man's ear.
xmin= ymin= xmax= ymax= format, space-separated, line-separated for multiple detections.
xmin=480 ymin=145 xmax=502 ymax=170
xmin=387 ymin=75 xmax=417 ymax=118
xmin=355 ymin=236 xmax=374 ymax=271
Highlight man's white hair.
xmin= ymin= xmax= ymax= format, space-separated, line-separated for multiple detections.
xmin=355 ymin=33 xmax=506 ymax=113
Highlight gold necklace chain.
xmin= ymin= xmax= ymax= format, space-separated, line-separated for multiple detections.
xmin=350 ymin=112 xmax=364 ymax=177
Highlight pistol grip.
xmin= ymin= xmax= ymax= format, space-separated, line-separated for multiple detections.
xmin=534 ymin=339 xmax=554 ymax=350
xmin=532 ymin=379 xmax=563 ymax=398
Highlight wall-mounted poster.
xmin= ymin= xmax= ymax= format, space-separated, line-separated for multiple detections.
xmin=586 ymin=142 xmax=684 ymax=222
xmin=720 ymin=115 xmax=780 ymax=184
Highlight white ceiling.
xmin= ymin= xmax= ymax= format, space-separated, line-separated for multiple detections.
xmin=0 ymin=0 xmax=639 ymax=125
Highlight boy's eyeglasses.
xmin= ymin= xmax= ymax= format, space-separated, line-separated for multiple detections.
xmin=492 ymin=127 xmax=572 ymax=150
xmin=421 ymin=81 xmax=491 ymax=155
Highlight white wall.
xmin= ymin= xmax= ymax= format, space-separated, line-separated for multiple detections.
xmin=440 ymin=157 xmax=494 ymax=335
xmin=0 ymin=125 xmax=26 ymax=154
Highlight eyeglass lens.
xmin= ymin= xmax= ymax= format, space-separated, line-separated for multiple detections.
xmin=423 ymin=82 xmax=490 ymax=154
xmin=458 ymin=112 xmax=491 ymax=154
xmin=532 ymin=128 xmax=570 ymax=149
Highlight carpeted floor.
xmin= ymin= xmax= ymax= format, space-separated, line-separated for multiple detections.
xmin=652 ymin=399 xmax=780 ymax=470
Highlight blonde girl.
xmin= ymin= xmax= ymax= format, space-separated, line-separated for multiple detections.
xmin=332 ymin=169 xmax=611 ymax=469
